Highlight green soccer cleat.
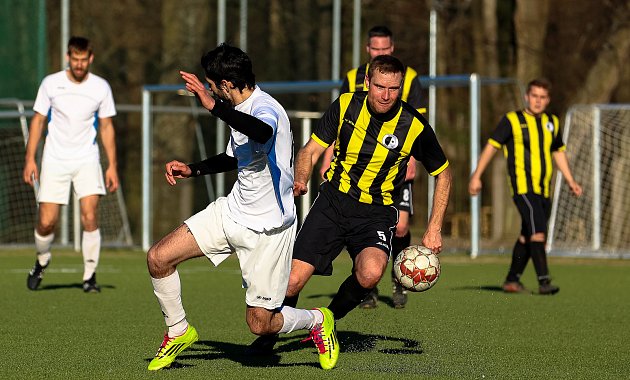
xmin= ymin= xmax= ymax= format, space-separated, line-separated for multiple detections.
xmin=148 ymin=325 xmax=198 ymax=371
xmin=303 ymin=307 xmax=339 ymax=370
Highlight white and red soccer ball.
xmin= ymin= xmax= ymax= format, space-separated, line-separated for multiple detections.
xmin=393 ymin=245 xmax=441 ymax=292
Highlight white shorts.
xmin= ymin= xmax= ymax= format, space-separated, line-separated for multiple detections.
xmin=185 ymin=197 xmax=296 ymax=309
xmin=37 ymin=159 xmax=106 ymax=204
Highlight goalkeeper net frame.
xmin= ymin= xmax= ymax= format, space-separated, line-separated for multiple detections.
xmin=548 ymin=104 xmax=630 ymax=259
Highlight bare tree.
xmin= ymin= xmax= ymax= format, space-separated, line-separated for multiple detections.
xmin=514 ymin=0 xmax=550 ymax=83
xmin=152 ymin=0 xmax=210 ymax=238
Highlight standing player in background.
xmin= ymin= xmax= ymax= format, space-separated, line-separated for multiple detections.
xmin=320 ymin=25 xmax=426 ymax=309
xmin=147 ymin=44 xmax=337 ymax=371
xmin=23 ymin=36 xmax=119 ymax=293
xmin=469 ymin=78 xmax=582 ymax=295
xmin=250 ymin=55 xmax=451 ymax=367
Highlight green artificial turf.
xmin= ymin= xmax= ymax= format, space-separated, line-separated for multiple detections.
xmin=1 ymin=248 xmax=628 ymax=379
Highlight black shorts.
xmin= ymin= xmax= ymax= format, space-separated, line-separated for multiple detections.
xmin=293 ymin=182 xmax=399 ymax=276
xmin=512 ymin=193 xmax=551 ymax=237
xmin=394 ymin=181 xmax=413 ymax=214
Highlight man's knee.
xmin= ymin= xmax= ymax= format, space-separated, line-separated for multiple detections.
xmin=81 ymin=211 xmax=98 ymax=231
xmin=37 ymin=220 xmax=56 ymax=235
xmin=147 ymin=244 xmax=170 ymax=277
xmin=355 ymin=265 xmax=385 ymax=289
xmin=286 ymin=259 xmax=314 ymax=297
xmin=286 ymin=275 xmax=304 ymax=298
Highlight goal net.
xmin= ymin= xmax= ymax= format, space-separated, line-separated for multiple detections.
xmin=0 ymin=100 xmax=133 ymax=247
xmin=548 ymin=104 xmax=630 ymax=258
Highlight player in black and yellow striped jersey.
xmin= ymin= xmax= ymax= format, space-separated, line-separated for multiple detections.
xmin=323 ymin=25 xmax=426 ymax=309
xmin=469 ymin=78 xmax=582 ymax=295
xmin=340 ymin=26 xmax=425 ymax=114
xmin=247 ymin=55 xmax=451 ymax=358
xmin=289 ymin=55 xmax=451 ymax=324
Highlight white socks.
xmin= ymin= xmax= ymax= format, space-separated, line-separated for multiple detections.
xmin=278 ymin=307 xmax=323 ymax=334
xmin=152 ymin=270 xmax=188 ymax=337
xmin=82 ymin=229 xmax=101 ymax=281
xmin=34 ymin=230 xmax=53 ymax=266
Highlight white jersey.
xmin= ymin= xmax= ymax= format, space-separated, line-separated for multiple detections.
xmin=225 ymin=86 xmax=296 ymax=232
xmin=33 ymin=70 xmax=116 ymax=162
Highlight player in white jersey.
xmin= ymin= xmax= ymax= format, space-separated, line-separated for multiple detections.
xmin=147 ymin=44 xmax=336 ymax=371
xmin=23 ymin=36 xmax=119 ymax=293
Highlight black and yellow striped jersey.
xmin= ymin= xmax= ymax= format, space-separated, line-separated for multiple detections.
xmin=313 ymin=91 xmax=449 ymax=205
xmin=489 ymin=110 xmax=565 ymax=198
xmin=340 ymin=63 xmax=425 ymax=113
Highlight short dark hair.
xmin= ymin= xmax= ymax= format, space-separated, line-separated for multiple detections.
xmin=201 ymin=43 xmax=255 ymax=91
xmin=67 ymin=36 xmax=92 ymax=56
xmin=367 ymin=25 xmax=393 ymax=41
xmin=367 ymin=55 xmax=405 ymax=79
xmin=527 ymin=78 xmax=552 ymax=94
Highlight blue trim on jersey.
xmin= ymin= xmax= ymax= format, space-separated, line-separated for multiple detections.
xmin=93 ymin=110 xmax=99 ymax=144
xmin=45 ymin=108 xmax=52 ymax=137
xmin=266 ymin=132 xmax=286 ymax=215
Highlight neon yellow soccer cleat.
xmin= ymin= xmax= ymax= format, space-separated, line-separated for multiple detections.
xmin=304 ymin=307 xmax=339 ymax=370
xmin=148 ymin=325 xmax=199 ymax=370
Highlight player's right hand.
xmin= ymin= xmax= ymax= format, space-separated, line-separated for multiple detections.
xmin=23 ymin=160 xmax=38 ymax=187
xmin=165 ymin=160 xmax=192 ymax=186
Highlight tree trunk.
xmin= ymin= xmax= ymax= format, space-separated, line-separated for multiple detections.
xmin=153 ymin=0 xmax=210 ymax=239
xmin=566 ymin=6 xmax=630 ymax=105
xmin=514 ymin=0 xmax=550 ymax=82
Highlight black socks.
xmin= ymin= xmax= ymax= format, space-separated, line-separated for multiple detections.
xmin=529 ymin=241 xmax=551 ymax=284
xmin=506 ymin=240 xmax=530 ymax=282
xmin=328 ymin=274 xmax=372 ymax=320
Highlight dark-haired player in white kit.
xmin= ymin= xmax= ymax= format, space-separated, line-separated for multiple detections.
xmin=24 ymin=36 xmax=119 ymax=293
xmin=146 ymin=43 xmax=338 ymax=371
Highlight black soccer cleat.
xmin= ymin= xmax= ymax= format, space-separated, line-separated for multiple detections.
xmin=392 ymin=281 xmax=408 ymax=309
xmin=358 ymin=288 xmax=378 ymax=309
xmin=27 ymin=259 xmax=49 ymax=290
xmin=245 ymin=334 xmax=279 ymax=355
xmin=83 ymin=273 xmax=101 ymax=293
xmin=539 ymin=282 xmax=559 ymax=295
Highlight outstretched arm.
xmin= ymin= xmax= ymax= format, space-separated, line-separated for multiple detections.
xmin=180 ymin=70 xmax=272 ymax=143
xmin=553 ymin=151 xmax=583 ymax=196
xmin=294 ymin=139 xmax=327 ymax=196
xmin=468 ymin=143 xmax=499 ymax=196
xmin=164 ymin=153 xmax=238 ymax=186
xmin=423 ymin=167 xmax=452 ymax=253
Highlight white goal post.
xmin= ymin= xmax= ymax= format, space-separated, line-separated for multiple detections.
xmin=548 ymin=104 xmax=630 ymax=258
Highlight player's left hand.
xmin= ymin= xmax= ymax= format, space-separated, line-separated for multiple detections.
xmin=422 ymin=228 xmax=443 ymax=254
xmin=105 ymin=166 xmax=119 ymax=193
xmin=180 ymin=71 xmax=216 ymax=111
xmin=293 ymin=181 xmax=308 ymax=196
xmin=569 ymin=181 xmax=583 ymax=197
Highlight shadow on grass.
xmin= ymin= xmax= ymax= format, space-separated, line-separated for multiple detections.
xmin=450 ymin=285 xmax=504 ymax=292
xmin=173 ymin=337 xmax=318 ymax=368
xmin=37 ymin=283 xmax=116 ymax=291
xmin=149 ymin=330 xmax=423 ymax=369
xmin=306 ymin=291 xmax=410 ymax=309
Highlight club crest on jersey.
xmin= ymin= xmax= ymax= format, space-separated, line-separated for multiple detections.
xmin=382 ymin=134 xmax=399 ymax=149
xmin=546 ymin=121 xmax=555 ymax=132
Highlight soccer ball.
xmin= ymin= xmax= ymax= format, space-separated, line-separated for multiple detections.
xmin=393 ymin=245 xmax=441 ymax=292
